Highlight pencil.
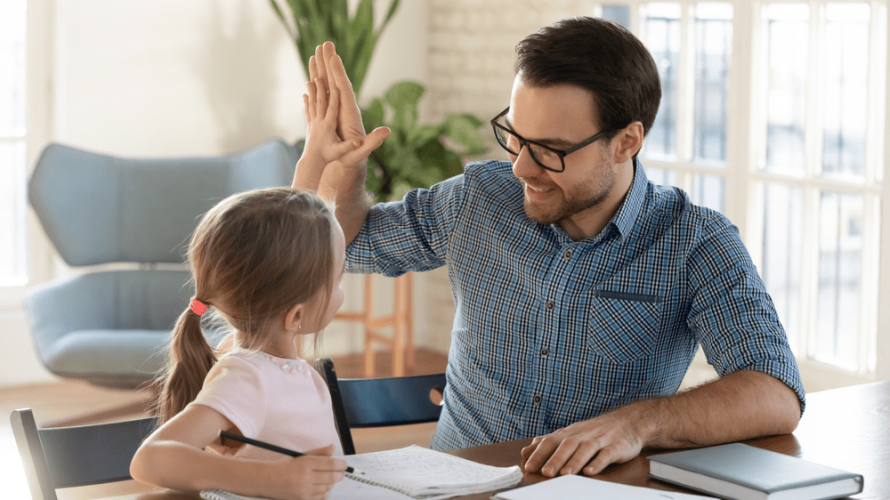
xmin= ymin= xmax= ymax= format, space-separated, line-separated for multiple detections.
xmin=219 ymin=430 xmax=361 ymax=475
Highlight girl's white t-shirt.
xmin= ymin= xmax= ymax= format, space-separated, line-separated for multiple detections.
xmin=189 ymin=350 xmax=343 ymax=460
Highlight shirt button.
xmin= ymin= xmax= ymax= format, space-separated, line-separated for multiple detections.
xmin=563 ymin=250 xmax=572 ymax=259
xmin=545 ymin=300 xmax=554 ymax=310
xmin=533 ymin=395 xmax=542 ymax=404
xmin=541 ymin=348 xmax=549 ymax=356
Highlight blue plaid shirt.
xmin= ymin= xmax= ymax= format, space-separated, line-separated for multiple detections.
xmin=346 ymin=159 xmax=805 ymax=450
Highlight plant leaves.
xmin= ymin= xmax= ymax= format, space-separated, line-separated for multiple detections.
xmin=382 ymin=0 xmax=401 ymax=27
xmin=266 ymin=0 xmax=489 ymax=199
xmin=384 ymin=81 xmax=425 ymax=132
xmin=344 ymin=0 xmax=375 ymax=97
xmin=408 ymin=124 xmax=445 ymax=148
xmin=442 ymin=113 xmax=488 ymax=155
xmin=360 ymin=98 xmax=386 ymax=132
xmin=269 ymin=0 xmax=295 ymax=39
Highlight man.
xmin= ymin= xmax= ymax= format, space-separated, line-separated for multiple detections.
xmin=301 ymin=16 xmax=804 ymax=477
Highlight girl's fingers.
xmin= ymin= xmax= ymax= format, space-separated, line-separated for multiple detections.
xmin=314 ymin=78 xmax=326 ymax=117
xmin=306 ymin=80 xmax=317 ymax=122
xmin=308 ymin=54 xmax=317 ymax=82
xmin=325 ymin=83 xmax=339 ymax=122
xmin=302 ymin=93 xmax=310 ymax=124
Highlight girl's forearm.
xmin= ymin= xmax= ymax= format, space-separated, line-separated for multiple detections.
xmin=293 ymin=158 xmax=324 ymax=193
xmin=130 ymin=440 xmax=275 ymax=496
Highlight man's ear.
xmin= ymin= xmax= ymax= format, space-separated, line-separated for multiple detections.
xmin=284 ymin=303 xmax=304 ymax=333
xmin=612 ymin=121 xmax=644 ymax=164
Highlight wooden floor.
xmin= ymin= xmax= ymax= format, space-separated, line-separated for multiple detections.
xmin=0 ymin=348 xmax=449 ymax=498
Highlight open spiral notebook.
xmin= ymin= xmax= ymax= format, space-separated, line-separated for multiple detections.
xmin=200 ymin=445 xmax=522 ymax=500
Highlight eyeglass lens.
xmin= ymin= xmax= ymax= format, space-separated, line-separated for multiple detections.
xmin=493 ymin=126 xmax=564 ymax=172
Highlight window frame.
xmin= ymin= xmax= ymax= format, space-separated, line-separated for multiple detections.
xmin=0 ymin=0 xmax=55 ymax=310
xmin=595 ymin=0 xmax=890 ymax=389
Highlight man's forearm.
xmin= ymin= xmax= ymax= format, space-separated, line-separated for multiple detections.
xmin=318 ymin=161 xmax=371 ymax=246
xmin=334 ymin=196 xmax=371 ymax=246
xmin=627 ymin=370 xmax=801 ymax=449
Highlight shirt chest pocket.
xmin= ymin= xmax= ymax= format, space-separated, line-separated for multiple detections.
xmin=587 ymin=291 xmax=663 ymax=364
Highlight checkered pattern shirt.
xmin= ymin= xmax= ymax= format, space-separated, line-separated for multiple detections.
xmin=346 ymin=159 xmax=805 ymax=451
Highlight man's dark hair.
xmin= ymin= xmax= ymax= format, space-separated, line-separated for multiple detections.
xmin=515 ymin=16 xmax=661 ymax=139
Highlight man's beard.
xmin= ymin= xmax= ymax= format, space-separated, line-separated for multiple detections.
xmin=523 ymin=168 xmax=616 ymax=226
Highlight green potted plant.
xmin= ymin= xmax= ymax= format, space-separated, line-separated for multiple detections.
xmin=269 ymin=0 xmax=487 ymax=201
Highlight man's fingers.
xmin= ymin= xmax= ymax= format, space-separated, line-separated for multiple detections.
xmin=355 ymin=127 xmax=391 ymax=156
xmin=322 ymin=42 xmax=339 ymax=90
xmin=329 ymin=54 xmax=355 ymax=94
xmin=523 ymin=436 xmax=560 ymax=474
xmin=582 ymin=445 xmax=619 ymax=476
xmin=559 ymin=439 xmax=601 ymax=476
xmin=336 ymin=127 xmax=390 ymax=166
xmin=520 ymin=436 xmax=544 ymax=460
xmin=366 ymin=126 xmax=391 ymax=144
xmin=314 ymin=44 xmax=328 ymax=83
xmin=539 ymin=438 xmax=584 ymax=477
xmin=329 ymin=138 xmax=360 ymax=159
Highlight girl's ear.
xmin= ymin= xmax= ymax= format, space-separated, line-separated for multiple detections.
xmin=284 ymin=303 xmax=304 ymax=333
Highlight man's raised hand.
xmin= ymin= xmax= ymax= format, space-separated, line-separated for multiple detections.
xmin=311 ymin=42 xmax=368 ymax=143
xmin=293 ymin=63 xmax=390 ymax=192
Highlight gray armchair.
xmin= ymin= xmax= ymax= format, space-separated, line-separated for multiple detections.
xmin=26 ymin=139 xmax=298 ymax=391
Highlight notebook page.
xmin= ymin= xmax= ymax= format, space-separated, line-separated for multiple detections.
xmin=344 ymin=445 xmax=519 ymax=490
xmin=329 ymin=476 xmax=417 ymax=500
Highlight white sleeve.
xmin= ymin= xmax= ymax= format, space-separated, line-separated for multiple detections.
xmin=190 ymin=356 xmax=267 ymax=438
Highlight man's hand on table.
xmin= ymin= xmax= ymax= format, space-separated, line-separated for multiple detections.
xmin=520 ymin=406 xmax=647 ymax=476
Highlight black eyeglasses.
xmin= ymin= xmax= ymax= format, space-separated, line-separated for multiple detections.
xmin=490 ymin=107 xmax=615 ymax=173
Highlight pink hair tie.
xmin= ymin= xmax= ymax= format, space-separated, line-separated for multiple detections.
xmin=189 ymin=297 xmax=208 ymax=316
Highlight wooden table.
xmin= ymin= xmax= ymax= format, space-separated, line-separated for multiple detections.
xmin=77 ymin=380 xmax=890 ymax=500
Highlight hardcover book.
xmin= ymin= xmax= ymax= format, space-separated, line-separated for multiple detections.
xmin=648 ymin=443 xmax=863 ymax=500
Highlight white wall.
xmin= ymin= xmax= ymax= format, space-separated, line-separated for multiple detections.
xmin=1 ymin=0 xmax=434 ymax=387
xmin=54 ymin=0 xmax=428 ymax=155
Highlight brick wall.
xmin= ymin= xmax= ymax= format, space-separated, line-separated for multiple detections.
xmin=419 ymin=1 xmax=601 ymax=353
xmin=426 ymin=0 xmax=598 ymax=123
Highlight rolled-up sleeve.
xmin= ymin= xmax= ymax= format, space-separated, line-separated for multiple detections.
xmin=686 ymin=221 xmax=806 ymax=415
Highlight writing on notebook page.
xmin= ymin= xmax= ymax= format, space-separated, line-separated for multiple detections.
xmin=347 ymin=446 xmax=512 ymax=485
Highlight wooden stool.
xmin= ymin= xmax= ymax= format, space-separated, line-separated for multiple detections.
xmin=334 ymin=273 xmax=415 ymax=377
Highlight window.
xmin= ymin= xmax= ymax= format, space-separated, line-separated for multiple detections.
xmin=596 ymin=1 xmax=888 ymax=388
xmin=0 ymin=0 xmax=28 ymax=287
xmin=1 ymin=0 xmax=52 ymax=309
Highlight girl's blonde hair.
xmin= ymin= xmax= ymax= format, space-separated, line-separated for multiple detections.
xmin=153 ymin=187 xmax=338 ymax=423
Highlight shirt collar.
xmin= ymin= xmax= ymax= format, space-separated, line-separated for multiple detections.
xmin=547 ymin=158 xmax=648 ymax=244
xmin=608 ymin=157 xmax=648 ymax=240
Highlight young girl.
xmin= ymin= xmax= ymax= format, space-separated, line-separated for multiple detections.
xmin=130 ymin=48 xmax=389 ymax=500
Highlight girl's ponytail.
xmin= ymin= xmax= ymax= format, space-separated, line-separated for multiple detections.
xmin=154 ymin=300 xmax=216 ymax=424
xmin=149 ymin=187 xmax=338 ymax=423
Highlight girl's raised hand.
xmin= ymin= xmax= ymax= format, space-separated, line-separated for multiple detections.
xmin=294 ymin=65 xmax=390 ymax=193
